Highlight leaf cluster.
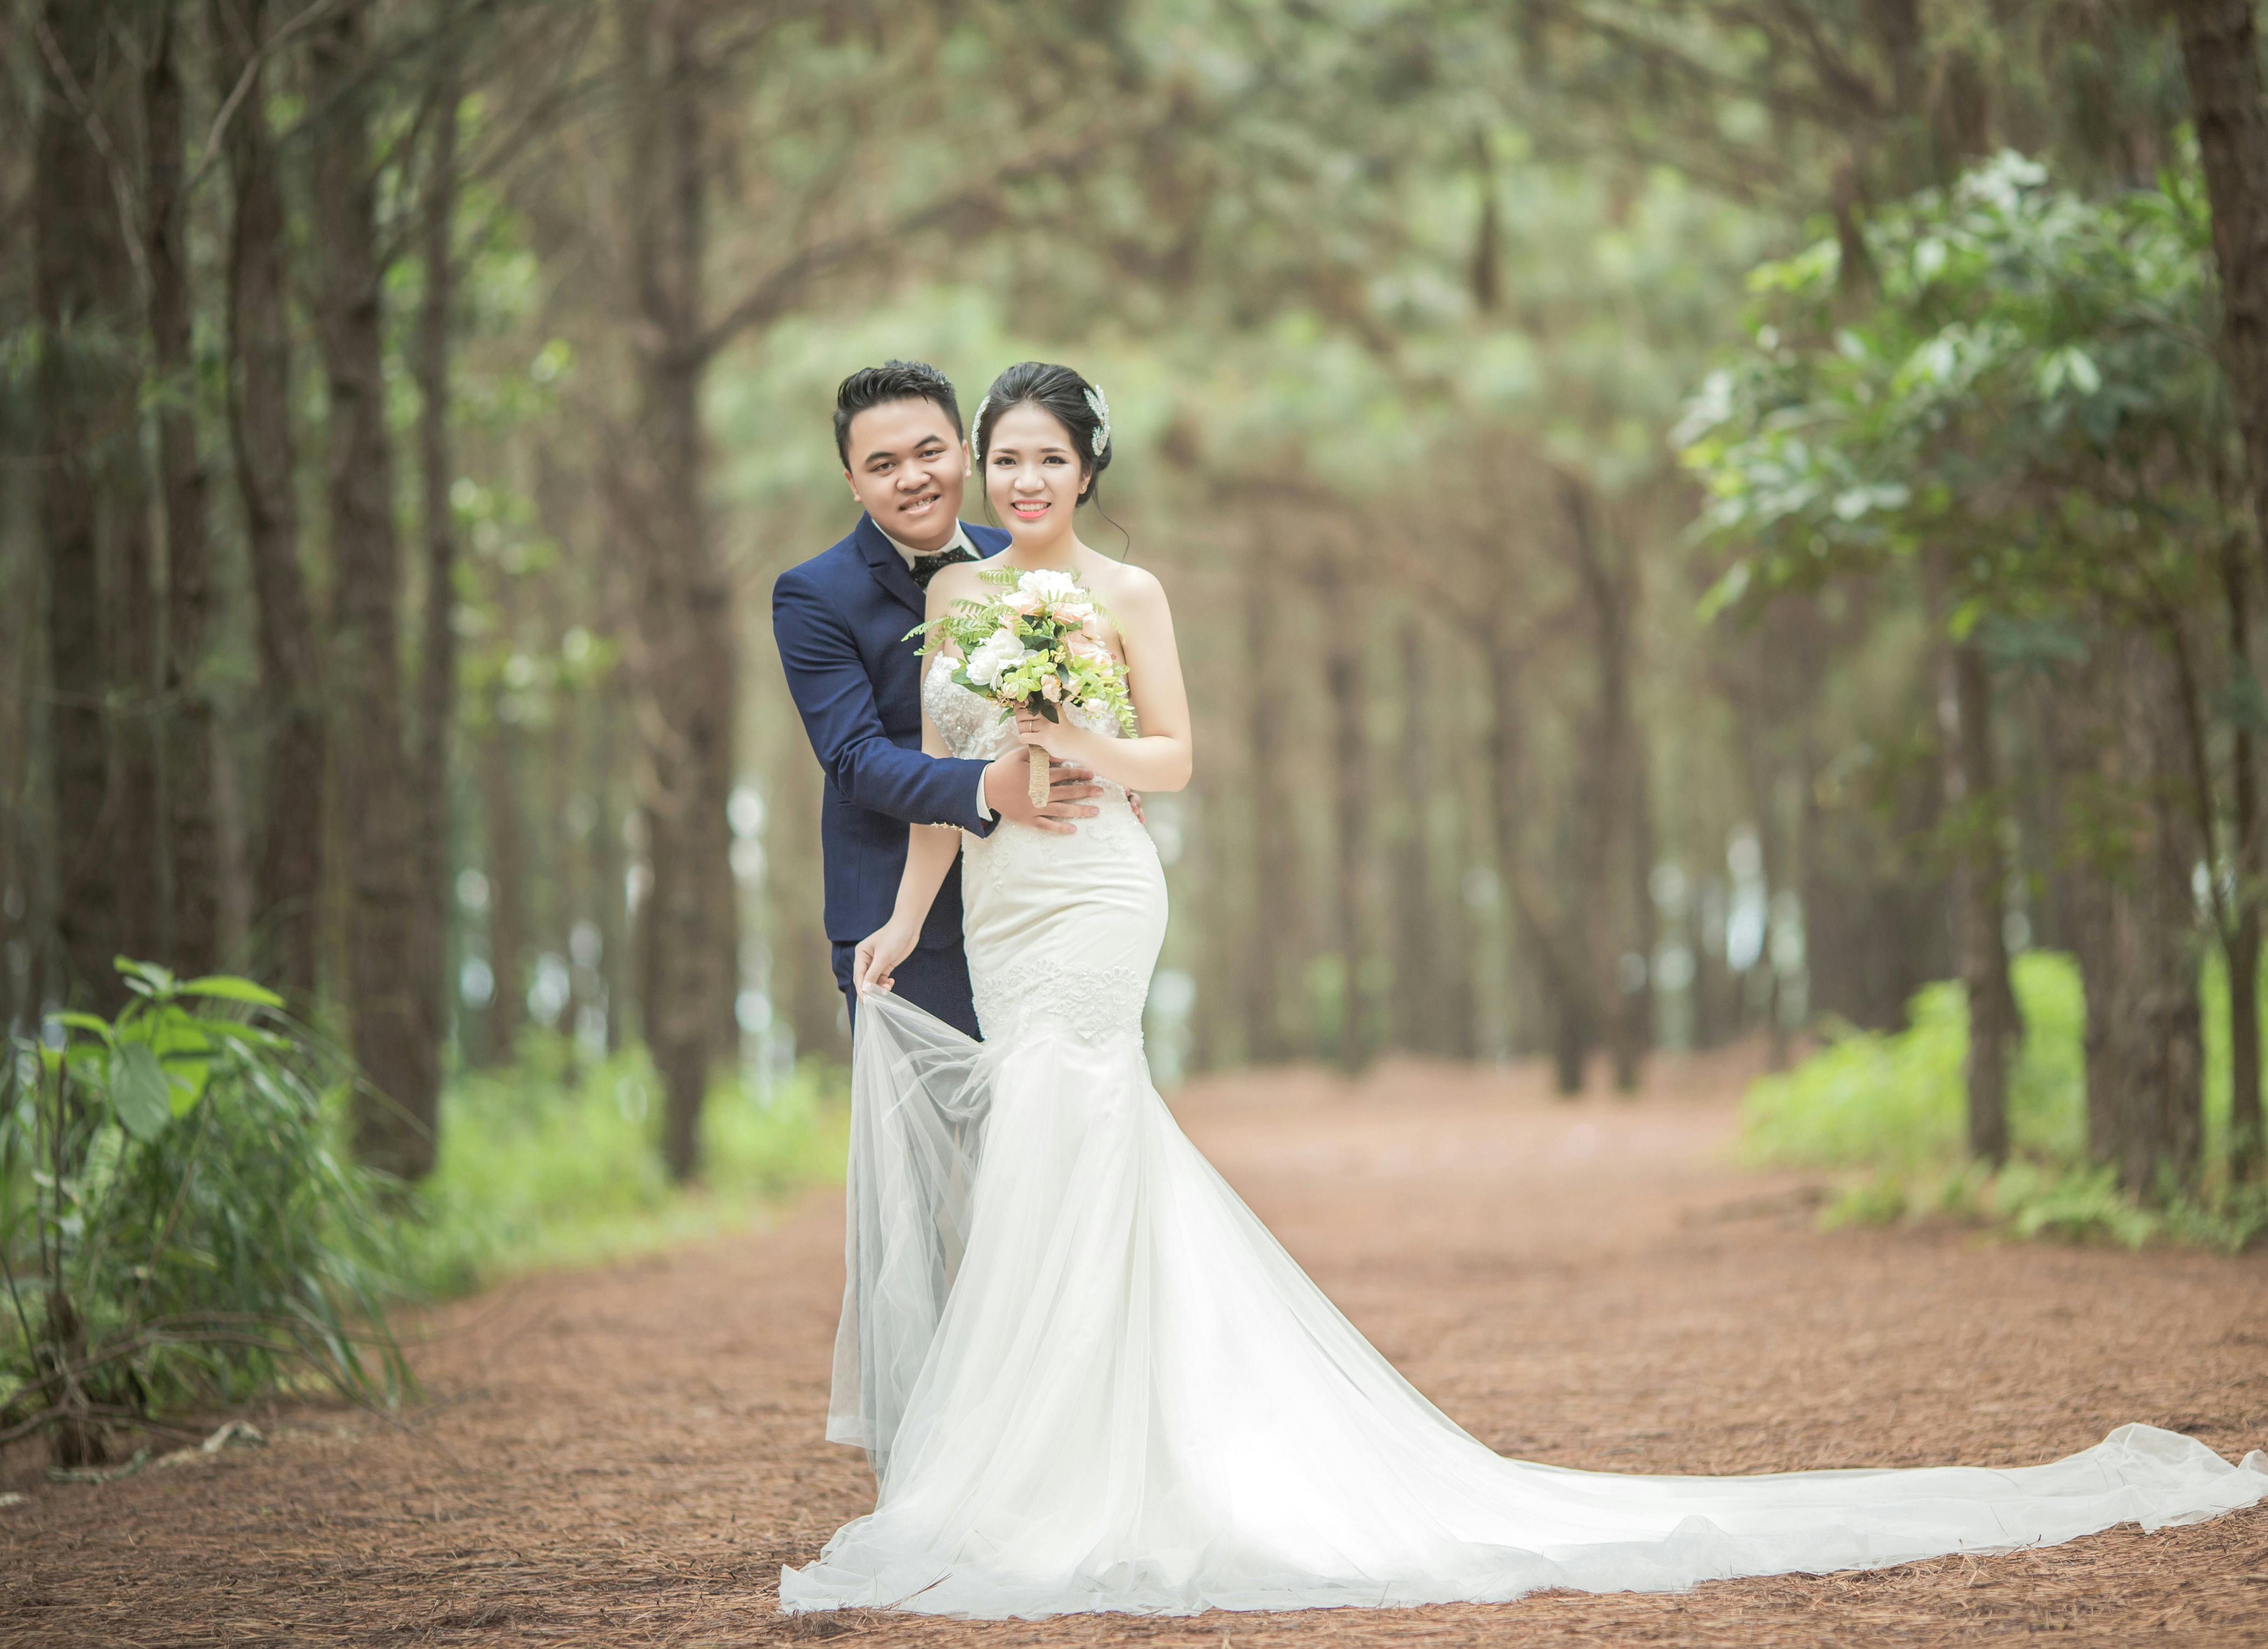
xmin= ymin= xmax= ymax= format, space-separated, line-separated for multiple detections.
xmin=1677 ymin=150 xmax=2227 ymax=628
xmin=1 ymin=963 xmax=413 ymax=1455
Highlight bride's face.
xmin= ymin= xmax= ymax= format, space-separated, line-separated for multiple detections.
xmin=984 ymin=403 xmax=1088 ymax=545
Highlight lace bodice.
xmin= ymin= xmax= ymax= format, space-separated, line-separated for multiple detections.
xmin=970 ymin=957 xmax=1153 ymax=1050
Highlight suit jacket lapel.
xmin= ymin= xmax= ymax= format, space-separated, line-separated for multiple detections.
xmin=855 ymin=514 xmax=926 ymax=624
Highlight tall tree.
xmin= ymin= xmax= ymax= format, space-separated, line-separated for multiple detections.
xmin=145 ymin=0 xmax=220 ymax=978
xmin=2219 ymin=538 xmax=2264 ymax=1181
xmin=309 ymin=3 xmax=438 ymax=1179
xmin=1390 ymin=616 xmax=1444 ymax=1055
xmin=213 ymin=0 xmax=324 ymax=1004
xmin=415 ymin=38 xmax=464 ymax=1070
xmin=1242 ymin=532 xmax=1295 ymax=1063
xmin=2167 ymin=0 xmax=2268 ymax=583
xmin=33 ymin=0 xmax=130 ymax=1013
xmin=611 ymin=0 xmax=737 ymax=1180
xmin=1942 ymin=629 xmax=2013 ymax=1165
xmin=1319 ymin=543 xmax=1371 ymax=1073
xmin=2167 ymin=0 xmax=2268 ymax=1183
xmin=1559 ymin=475 xmax=1653 ymax=1091
xmin=2094 ymin=635 xmax=2207 ymax=1194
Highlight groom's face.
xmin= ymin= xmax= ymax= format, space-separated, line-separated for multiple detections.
xmin=843 ymin=397 xmax=969 ymax=553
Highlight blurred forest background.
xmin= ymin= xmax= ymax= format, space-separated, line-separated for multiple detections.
xmin=5 ymin=0 xmax=2268 ymax=1232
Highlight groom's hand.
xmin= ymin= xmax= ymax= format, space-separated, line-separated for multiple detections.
xmin=985 ymin=752 xmax=1104 ymax=836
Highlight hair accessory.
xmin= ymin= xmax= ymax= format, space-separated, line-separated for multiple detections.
xmin=1083 ymin=384 xmax=1111 ymax=457
xmin=968 ymin=394 xmax=992 ymax=462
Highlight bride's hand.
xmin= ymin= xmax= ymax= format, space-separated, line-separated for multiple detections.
xmin=1013 ymin=707 xmax=1079 ymax=760
xmin=853 ymin=916 xmax=920 ymax=996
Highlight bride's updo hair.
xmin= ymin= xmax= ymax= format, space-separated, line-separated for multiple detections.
xmin=971 ymin=361 xmax=1113 ymax=505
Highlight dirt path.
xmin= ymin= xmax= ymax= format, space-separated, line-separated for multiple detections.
xmin=6 ymin=1048 xmax=2266 ymax=1647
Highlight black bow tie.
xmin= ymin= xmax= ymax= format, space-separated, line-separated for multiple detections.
xmin=910 ymin=543 xmax=978 ymax=589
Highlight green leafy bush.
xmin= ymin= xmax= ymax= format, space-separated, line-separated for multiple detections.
xmin=2 ymin=962 xmax=411 ymax=1463
xmin=1752 ymin=950 xmax=2268 ymax=1252
xmin=402 ymin=1041 xmax=848 ymax=1295
xmin=1743 ymin=950 xmax=2086 ymax=1172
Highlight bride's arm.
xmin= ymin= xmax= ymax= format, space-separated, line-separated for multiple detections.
xmin=850 ymin=659 xmax=969 ymax=995
xmin=1015 ymin=567 xmax=1193 ymax=794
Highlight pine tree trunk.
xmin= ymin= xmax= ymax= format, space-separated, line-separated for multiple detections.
xmin=1622 ymin=720 xmax=1660 ymax=1082
xmin=109 ymin=417 xmax=165 ymax=975
xmin=1924 ymin=549 xmax=2012 ymax=1164
xmin=213 ymin=0 xmax=323 ymax=1005
xmin=2223 ymin=539 xmax=2265 ymax=1181
xmin=1320 ymin=555 xmax=1370 ymax=1074
xmin=1730 ymin=720 xmax=1781 ymax=1069
xmin=1949 ymin=639 xmax=2013 ymax=1164
xmin=146 ymin=6 xmax=221 ymax=980
xmin=2093 ymin=637 xmax=2207 ymax=1197
xmin=415 ymin=69 xmax=462 ymax=1069
xmin=2168 ymin=0 xmax=2268 ymax=615
xmin=0 ymin=544 xmax=40 ymax=1031
xmin=593 ymin=683 xmax=632 ymax=1054
xmin=1243 ymin=548 xmax=1291 ymax=1063
xmin=549 ymin=627 xmax=589 ymax=1047
xmin=92 ymin=31 xmax=162 ymax=975
xmin=1391 ymin=617 xmax=1440 ymax=1055
xmin=1563 ymin=479 xmax=1647 ymax=1092
xmin=618 ymin=0 xmax=735 ymax=1180
xmin=479 ymin=712 xmax=528 ymax=1063
xmin=35 ymin=0 xmax=128 ymax=1014
xmin=310 ymin=6 xmax=438 ymax=1179
xmin=1483 ymin=622 xmax=1583 ymax=1089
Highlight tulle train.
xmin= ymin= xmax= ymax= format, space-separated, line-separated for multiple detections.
xmin=782 ymin=988 xmax=2268 ymax=1619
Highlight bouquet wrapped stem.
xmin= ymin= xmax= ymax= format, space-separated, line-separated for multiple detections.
xmin=1027 ymin=744 xmax=1050 ymax=807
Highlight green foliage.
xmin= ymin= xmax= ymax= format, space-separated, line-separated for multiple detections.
xmin=1821 ymin=1160 xmax=2268 ymax=1255
xmin=1678 ymin=150 xmax=2227 ymax=626
xmin=1752 ymin=950 xmax=2266 ymax=1252
xmin=1743 ymin=950 xmax=2086 ymax=1172
xmin=402 ymin=1041 xmax=848 ymax=1295
xmin=1 ymin=962 xmax=412 ymax=1451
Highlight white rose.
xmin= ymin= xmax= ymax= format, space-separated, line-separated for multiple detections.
xmin=962 ymin=628 xmax=1026 ymax=689
xmin=1016 ymin=569 xmax=1085 ymax=616
xmin=1020 ymin=573 xmax=1080 ymax=612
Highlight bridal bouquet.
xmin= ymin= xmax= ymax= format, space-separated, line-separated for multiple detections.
xmin=911 ymin=568 xmax=1136 ymax=805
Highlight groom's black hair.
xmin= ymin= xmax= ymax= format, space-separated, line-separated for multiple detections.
xmin=834 ymin=361 xmax=963 ymax=466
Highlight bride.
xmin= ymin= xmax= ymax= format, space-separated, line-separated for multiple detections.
xmin=778 ymin=361 xmax=2267 ymax=1619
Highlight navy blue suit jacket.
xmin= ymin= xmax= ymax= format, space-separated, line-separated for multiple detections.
xmin=773 ymin=513 xmax=1012 ymax=949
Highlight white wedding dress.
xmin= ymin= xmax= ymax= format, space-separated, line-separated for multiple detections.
xmin=778 ymin=669 xmax=2268 ymax=1620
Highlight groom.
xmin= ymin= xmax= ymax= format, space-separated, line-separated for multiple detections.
xmin=773 ymin=361 xmax=1108 ymax=1039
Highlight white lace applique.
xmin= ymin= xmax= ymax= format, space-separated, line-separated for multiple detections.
xmin=922 ymin=663 xmax=1017 ymax=762
xmin=964 ymin=802 xmax=1148 ymax=900
xmin=971 ymin=956 xmax=1149 ymax=1046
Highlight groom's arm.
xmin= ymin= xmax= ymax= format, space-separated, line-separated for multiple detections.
xmin=773 ymin=571 xmax=996 ymax=835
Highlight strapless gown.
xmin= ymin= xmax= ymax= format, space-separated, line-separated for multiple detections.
xmin=777 ymin=667 xmax=2268 ymax=1620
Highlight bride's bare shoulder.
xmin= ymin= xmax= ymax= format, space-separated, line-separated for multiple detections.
xmin=924 ymin=559 xmax=986 ymax=616
xmin=1082 ymin=553 xmax=1168 ymax=613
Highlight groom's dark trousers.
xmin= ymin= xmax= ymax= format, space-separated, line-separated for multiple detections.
xmin=773 ymin=512 xmax=1010 ymax=1040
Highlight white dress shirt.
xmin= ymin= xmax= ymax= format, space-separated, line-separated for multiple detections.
xmin=880 ymin=523 xmax=996 ymax=822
